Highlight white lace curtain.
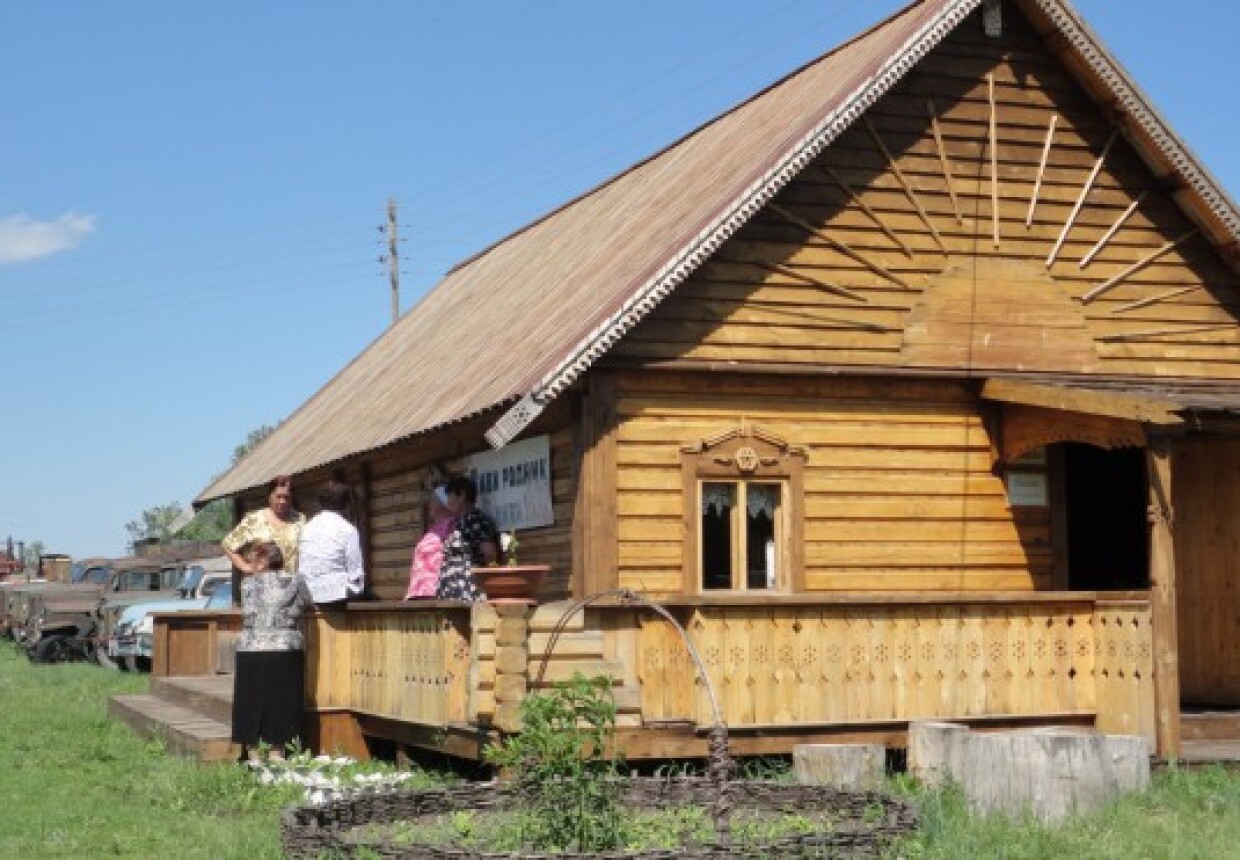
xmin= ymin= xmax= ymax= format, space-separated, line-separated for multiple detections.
xmin=701 ymin=483 xmax=777 ymax=517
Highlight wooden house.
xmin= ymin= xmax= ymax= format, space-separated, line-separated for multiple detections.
xmin=189 ymin=0 xmax=1240 ymax=762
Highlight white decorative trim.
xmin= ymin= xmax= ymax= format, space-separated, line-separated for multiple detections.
xmin=486 ymin=0 xmax=983 ymax=446
xmin=1030 ymin=0 xmax=1240 ymax=239
xmin=484 ymin=393 xmax=545 ymax=449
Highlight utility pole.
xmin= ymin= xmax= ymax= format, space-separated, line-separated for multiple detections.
xmin=387 ymin=199 xmax=400 ymax=325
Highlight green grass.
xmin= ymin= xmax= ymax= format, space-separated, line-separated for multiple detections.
xmin=5 ymin=642 xmax=1240 ymax=859
xmin=893 ymin=765 xmax=1240 ymax=859
xmin=0 ymin=643 xmax=305 ymax=858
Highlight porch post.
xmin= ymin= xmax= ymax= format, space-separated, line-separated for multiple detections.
xmin=1146 ymin=435 xmax=1180 ymax=758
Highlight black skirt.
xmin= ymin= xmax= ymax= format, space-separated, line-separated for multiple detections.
xmin=231 ymin=649 xmax=305 ymax=750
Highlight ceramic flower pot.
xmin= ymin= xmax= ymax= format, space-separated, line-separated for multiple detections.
xmin=474 ymin=564 xmax=548 ymax=603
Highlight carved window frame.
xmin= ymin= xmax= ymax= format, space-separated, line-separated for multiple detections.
xmin=680 ymin=423 xmax=807 ymax=595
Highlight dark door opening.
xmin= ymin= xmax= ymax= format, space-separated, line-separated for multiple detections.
xmin=1062 ymin=443 xmax=1148 ymax=590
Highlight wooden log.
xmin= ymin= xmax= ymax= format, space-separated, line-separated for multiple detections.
xmin=907 ymin=720 xmax=969 ymax=787
xmin=956 ymin=727 xmax=1147 ymax=822
xmin=791 ymin=743 xmax=885 ymax=790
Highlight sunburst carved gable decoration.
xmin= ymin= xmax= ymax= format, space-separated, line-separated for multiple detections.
xmin=625 ymin=0 xmax=1240 ymax=381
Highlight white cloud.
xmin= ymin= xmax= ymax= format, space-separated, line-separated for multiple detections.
xmin=0 ymin=211 xmax=96 ymax=265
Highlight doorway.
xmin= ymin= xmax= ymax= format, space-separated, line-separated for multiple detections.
xmin=1060 ymin=443 xmax=1148 ymax=591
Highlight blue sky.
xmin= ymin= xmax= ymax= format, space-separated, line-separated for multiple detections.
xmin=1 ymin=0 xmax=1236 ymax=559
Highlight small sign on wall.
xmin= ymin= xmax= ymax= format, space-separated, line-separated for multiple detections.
xmin=462 ymin=434 xmax=554 ymax=531
xmin=1006 ymin=471 xmax=1048 ymax=507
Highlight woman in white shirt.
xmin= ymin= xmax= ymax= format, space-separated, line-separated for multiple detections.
xmin=297 ymin=478 xmax=365 ymax=608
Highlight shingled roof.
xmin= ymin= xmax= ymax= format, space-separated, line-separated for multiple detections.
xmin=198 ymin=0 xmax=1240 ymax=504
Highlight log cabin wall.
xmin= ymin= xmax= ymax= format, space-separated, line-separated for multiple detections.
xmin=609 ymin=2 xmax=1240 ymax=380
xmin=606 ymin=370 xmax=1048 ymax=596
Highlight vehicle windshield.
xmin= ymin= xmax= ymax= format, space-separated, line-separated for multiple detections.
xmin=75 ymin=566 xmax=112 ymax=585
xmin=116 ymin=568 xmax=160 ymax=591
xmin=178 ymin=566 xmax=205 ymax=594
xmin=199 ymin=576 xmax=226 ymax=597
xmin=204 ymin=583 xmax=232 ymax=610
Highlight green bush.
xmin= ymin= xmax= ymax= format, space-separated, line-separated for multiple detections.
xmin=483 ymin=672 xmax=624 ymax=852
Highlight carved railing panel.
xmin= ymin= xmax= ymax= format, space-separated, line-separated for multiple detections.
xmin=634 ymin=597 xmax=1153 ymax=744
xmin=345 ymin=609 xmax=471 ymax=727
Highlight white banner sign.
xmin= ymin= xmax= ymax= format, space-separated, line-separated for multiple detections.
xmin=1006 ymin=472 xmax=1048 ymax=507
xmin=463 ymin=434 xmax=554 ymax=531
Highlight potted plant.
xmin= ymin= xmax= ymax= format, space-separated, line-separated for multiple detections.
xmin=473 ymin=531 xmax=548 ymax=603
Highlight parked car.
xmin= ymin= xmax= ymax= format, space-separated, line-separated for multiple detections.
xmin=23 ymin=562 xmax=163 ymax=661
xmin=91 ymin=561 xmax=205 ymax=662
xmin=100 ymin=558 xmax=231 ymax=671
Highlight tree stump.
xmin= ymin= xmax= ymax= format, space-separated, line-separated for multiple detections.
xmin=944 ymin=726 xmax=1151 ymax=822
xmin=907 ymin=721 xmax=968 ymax=788
xmin=792 ymin=743 xmax=885 ymax=790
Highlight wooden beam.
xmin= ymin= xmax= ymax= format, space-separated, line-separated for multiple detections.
xmin=862 ymin=116 xmax=949 ymax=254
xmin=1026 ymin=114 xmax=1058 ymax=226
xmin=749 ymin=259 xmax=869 ymax=303
xmin=927 ymin=100 xmax=963 ymax=225
xmin=1146 ymin=436 xmax=1181 ymax=760
xmin=757 ymin=303 xmax=893 ymax=333
xmin=1081 ymin=231 xmax=1198 ymax=303
xmin=1080 ymin=191 xmax=1147 ymax=268
xmin=767 ymin=203 xmax=912 ymax=289
xmin=1097 ymin=322 xmax=1233 ymax=343
xmin=1047 ymin=128 xmax=1118 ymax=267
xmin=582 ymin=373 xmax=619 ymax=596
xmin=988 ymin=74 xmax=1001 ymax=247
xmin=822 ymin=164 xmax=915 ymax=257
xmin=1110 ymin=285 xmax=1199 ymax=315
xmin=981 ymin=378 xmax=1183 ymax=426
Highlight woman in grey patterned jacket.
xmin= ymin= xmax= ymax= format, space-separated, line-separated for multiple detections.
xmin=230 ymin=541 xmax=313 ymax=759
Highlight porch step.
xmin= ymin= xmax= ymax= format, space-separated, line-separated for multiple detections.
xmin=108 ymin=693 xmax=239 ymax=763
xmin=1181 ymin=710 xmax=1240 ymax=742
xmin=1179 ymin=740 xmax=1240 ymax=764
xmin=150 ymin=674 xmax=234 ymax=724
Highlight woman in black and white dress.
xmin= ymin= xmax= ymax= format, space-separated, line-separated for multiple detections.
xmin=231 ymin=541 xmax=313 ymax=758
xmin=435 ymin=475 xmax=500 ymax=602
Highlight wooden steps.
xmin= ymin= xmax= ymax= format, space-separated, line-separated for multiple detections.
xmin=1181 ymin=710 xmax=1240 ymax=741
xmin=1179 ymin=710 xmax=1240 ymax=763
xmin=108 ymin=675 xmax=239 ymax=763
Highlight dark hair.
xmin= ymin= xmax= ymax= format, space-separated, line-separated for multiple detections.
xmin=318 ymin=478 xmax=354 ymax=513
xmin=445 ymin=474 xmax=478 ymax=504
xmin=256 ymin=541 xmax=285 ymax=572
xmin=267 ymin=475 xmax=293 ymax=494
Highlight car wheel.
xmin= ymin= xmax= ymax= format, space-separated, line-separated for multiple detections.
xmin=30 ymin=635 xmax=73 ymax=664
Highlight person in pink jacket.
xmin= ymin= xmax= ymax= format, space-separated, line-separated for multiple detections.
xmin=404 ymin=486 xmax=456 ymax=599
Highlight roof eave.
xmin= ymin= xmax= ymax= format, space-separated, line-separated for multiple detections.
xmin=485 ymin=0 xmax=986 ymax=449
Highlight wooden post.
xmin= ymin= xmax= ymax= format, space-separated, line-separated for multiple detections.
xmin=1146 ymin=436 xmax=1180 ymax=759
xmin=387 ymin=198 xmax=400 ymax=324
xmin=579 ymin=373 xmax=618 ymax=597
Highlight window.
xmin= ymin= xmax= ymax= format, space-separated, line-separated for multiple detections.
xmin=681 ymin=422 xmax=806 ymax=594
xmin=701 ymin=481 xmax=782 ymax=591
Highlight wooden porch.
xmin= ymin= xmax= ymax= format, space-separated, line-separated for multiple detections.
xmin=138 ymin=590 xmax=1168 ymax=762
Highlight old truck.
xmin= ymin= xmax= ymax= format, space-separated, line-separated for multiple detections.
xmin=23 ymin=561 xmax=165 ymax=662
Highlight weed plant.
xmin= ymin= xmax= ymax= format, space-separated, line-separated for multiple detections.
xmin=483 ymin=672 xmax=625 ymax=852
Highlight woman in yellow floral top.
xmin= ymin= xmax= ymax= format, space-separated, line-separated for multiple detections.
xmin=222 ymin=475 xmax=306 ymax=603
